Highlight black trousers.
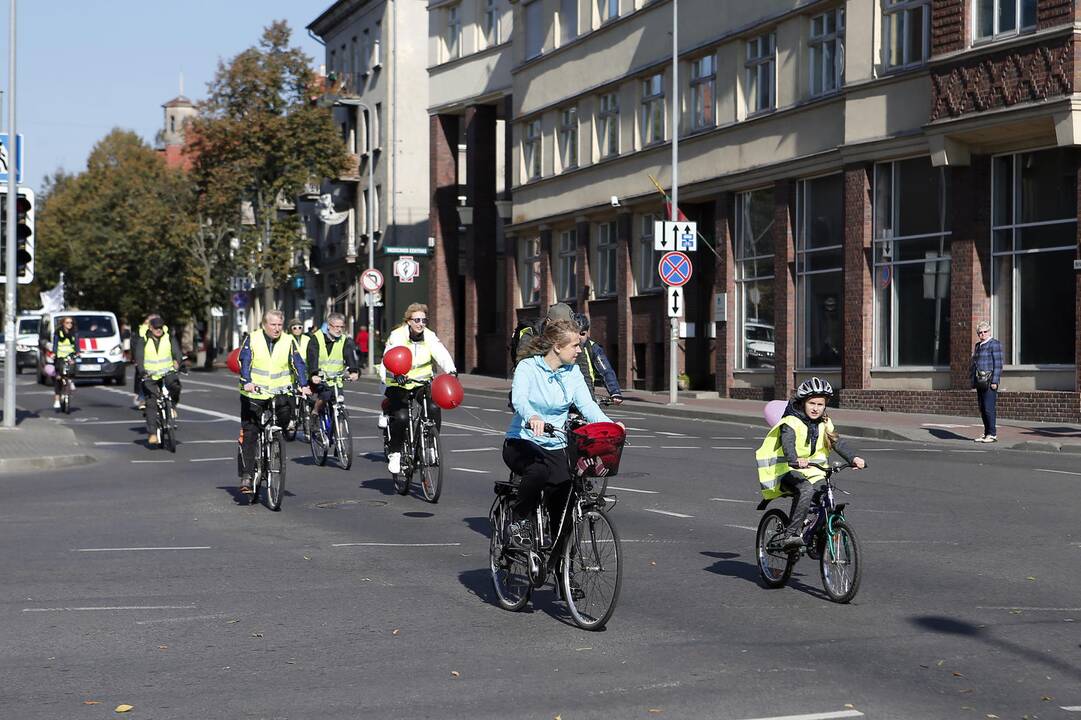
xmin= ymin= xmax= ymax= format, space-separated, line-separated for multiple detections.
xmin=143 ymin=373 xmax=181 ymax=434
xmin=238 ymin=395 xmax=290 ymax=478
xmin=385 ymin=386 xmax=441 ymax=454
xmin=780 ymin=473 xmax=816 ymax=535
xmin=502 ymin=439 xmax=571 ymax=523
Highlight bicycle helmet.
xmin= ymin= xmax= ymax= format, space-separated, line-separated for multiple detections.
xmin=795 ymin=376 xmax=834 ymax=400
xmin=573 ymin=312 xmax=590 ymax=332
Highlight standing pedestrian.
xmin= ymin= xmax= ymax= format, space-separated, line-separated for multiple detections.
xmin=355 ymin=325 xmax=370 ymax=371
xmin=971 ymin=321 xmax=1003 ymax=443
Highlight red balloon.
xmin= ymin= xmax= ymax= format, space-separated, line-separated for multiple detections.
xmin=431 ymin=374 xmax=464 ymax=410
xmin=382 ymin=345 xmax=413 ymax=376
xmin=226 ymin=347 xmax=241 ymax=375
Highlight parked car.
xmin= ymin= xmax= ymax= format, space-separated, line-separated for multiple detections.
xmin=745 ymin=321 xmax=775 ymax=368
xmin=37 ymin=310 xmax=127 ymax=385
xmin=0 ymin=313 xmax=43 ymax=373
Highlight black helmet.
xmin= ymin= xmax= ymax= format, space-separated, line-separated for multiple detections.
xmin=795 ymin=376 xmax=834 ymax=400
xmin=573 ymin=312 xmax=590 ymax=332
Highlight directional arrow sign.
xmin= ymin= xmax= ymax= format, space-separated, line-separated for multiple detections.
xmin=667 ymin=286 xmax=683 ymax=318
xmin=665 ymin=220 xmax=697 ymax=252
xmin=653 ymin=220 xmax=670 ymax=251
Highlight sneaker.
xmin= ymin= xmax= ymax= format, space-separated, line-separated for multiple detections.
xmin=52 ymin=399 xmax=60 ymax=410
xmin=387 ymin=452 xmax=402 ymax=474
xmin=137 ymin=401 xmax=146 ymax=411
xmin=983 ymin=435 xmax=997 ymax=443
xmin=238 ymin=474 xmax=254 ymax=494
xmin=780 ymin=532 xmax=805 ymax=549
xmin=147 ymin=434 xmax=159 ymax=446
xmin=973 ymin=435 xmax=986 ymax=443
xmin=507 ymin=518 xmax=534 ymax=548
xmin=171 ymin=408 xmax=179 ymax=420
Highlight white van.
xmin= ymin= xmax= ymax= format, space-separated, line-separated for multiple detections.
xmin=37 ymin=310 xmax=127 ymax=385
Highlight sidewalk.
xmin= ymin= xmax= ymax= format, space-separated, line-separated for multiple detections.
xmin=364 ymin=373 xmax=1081 ymax=454
xmin=0 ymin=406 xmax=97 ymax=473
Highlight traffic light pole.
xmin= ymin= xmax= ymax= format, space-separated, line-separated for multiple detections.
xmin=3 ymin=0 xmax=17 ymax=428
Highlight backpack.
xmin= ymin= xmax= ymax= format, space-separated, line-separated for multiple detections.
xmin=509 ymin=320 xmax=541 ymax=368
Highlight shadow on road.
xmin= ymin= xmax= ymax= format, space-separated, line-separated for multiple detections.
xmin=215 ymin=485 xmax=295 ymax=505
xmin=458 ymin=567 xmax=499 ymax=606
xmin=402 ymin=511 xmax=434 ymax=518
xmin=926 ymin=428 xmax=973 ymax=442
xmin=361 ymin=451 xmax=387 ymax=464
xmin=360 ymin=477 xmax=398 ymax=496
xmin=463 ymin=516 xmax=491 ymax=538
xmin=701 ymin=551 xmax=760 ymax=583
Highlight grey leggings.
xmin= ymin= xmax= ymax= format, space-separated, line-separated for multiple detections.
xmin=780 ymin=473 xmax=816 ymax=534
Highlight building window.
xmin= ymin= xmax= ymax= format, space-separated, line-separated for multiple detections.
xmin=520 ymin=237 xmax=542 ymax=306
xmin=598 ymin=0 xmax=619 ymax=24
xmin=991 ymin=148 xmax=1077 ymax=365
xmin=524 ymin=120 xmax=542 ymax=180
xmin=690 ymin=54 xmax=716 ymax=130
xmin=796 ymin=175 xmax=844 ymax=368
xmin=883 ymin=0 xmax=929 ymax=69
xmin=525 ymin=0 xmax=545 ymax=59
xmin=373 ymin=22 xmax=382 ymax=67
xmin=736 ymin=188 xmax=775 ymax=369
xmin=350 ymin=36 xmax=359 ymax=81
xmin=557 ymin=230 xmax=577 ymax=301
xmin=560 ymin=0 xmax=578 ymax=44
xmin=559 ymin=106 xmax=578 ymax=170
xmin=358 ymin=32 xmax=367 ymax=76
xmin=745 ymin=32 xmax=776 ymax=114
xmin=482 ymin=0 xmax=500 ymax=47
xmin=809 ymin=8 xmax=844 ymax=96
xmin=375 ymin=103 xmax=383 ymax=148
xmin=446 ymin=5 xmax=461 ymax=60
xmin=361 ymin=108 xmax=371 ymax=153
xmin=975 ymin=0 xmax=1036 ymax=40
xmin=640 ymin=74 xmax=665 ymax=147
xmin=597 ymin=91 xmax=620 ymax=158
xmin=873 ymin=158 xmax=951 ymax=367
xmin=373 ymin=184 xmax=381 ymax=233
xmin=637 ymin=214 xmax=663 ymax=293
xmin=594 ymin=222 xmax=618 ymax=297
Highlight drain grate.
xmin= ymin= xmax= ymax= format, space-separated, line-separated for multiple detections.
xmin=313 ymin=499 xmax=388 ymax=509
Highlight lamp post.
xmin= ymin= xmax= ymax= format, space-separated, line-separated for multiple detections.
xmin=356 ymin=101 xmax=376 ymax=375
xmin=4 ymin=0 xmax=17 ymax=428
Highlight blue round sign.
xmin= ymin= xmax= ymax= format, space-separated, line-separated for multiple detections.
xmin=232 ymin=292 xmax=249 ymax=309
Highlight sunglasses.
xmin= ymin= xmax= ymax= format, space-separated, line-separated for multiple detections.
xmin=409 ymin=317 xmax=428 ymax=324
xmin=290 ymin=325 xmax=303 ymax=330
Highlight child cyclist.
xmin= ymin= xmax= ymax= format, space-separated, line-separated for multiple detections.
xmin=756 ymin=377 xmax=865 ymax=548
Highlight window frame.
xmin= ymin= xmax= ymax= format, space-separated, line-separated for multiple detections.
xmin=882 ymin=0 xmax=929 ymax=70
xmin=973 ymin=0 xmax=1037 ymax=42
xmin=795 ymin=174 xmax=845 ymax=369
xmin=637 ymin=213 xmax=664 ymax=294
xmin=559 ymin=106 xmax=579 ymax=171
xmin=524 ymin=0 xmax=545 ymax=59
xmin=689 ymin=54 xmax=717 ymax=131
xmin=594 ymin=221 xmax=618 ymax=298
xmin=597 ymin=91 xmax=620 ymax=158
xmin=808 ymin=7 xmax=845 ymax=97
xmin=597 ymin=0 xmax=619 ymax=24
xmin=639 ymin=73 xmax=665 ymax=147
xmin=373 ymin=21 xmax=382 ymax=67
xmin=557 ymin=229 xmax=578 ymax=302
xmin=524 ymin=119 xmax=542 ymax=181
xmin=745 ymin=32 xmax=777 ymax=115
xmin=446 ymin=4 xmax=462 ymax=60
xmin=734 ymin=187 xmax=777 ymax=371
xmin=559 ymin=0 xmax=579 ymax=45
xmin=520 ymin=237 xmax=542 ymax=307
xmin=482 ymin=0 xmax=500 ymax=47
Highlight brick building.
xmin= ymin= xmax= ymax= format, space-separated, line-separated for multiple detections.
xmin=427 ymin=0 xmax=1081 ymax=422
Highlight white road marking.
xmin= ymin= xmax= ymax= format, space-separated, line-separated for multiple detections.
xmin=711 ymin=446 xmax=753 ymax=450
xmin=191 ymin=457 xmax=231 ymax=462
xmin=622 ymin=426 xmax=650 ymax=431
xmin=453 ymin=467 xmax=490 ymax=474
xmin=23 ymin=605 xmax=197 ymax=613
xmin=953 ymin=449 xmax=988 ymax=453
xmin=451 ymin=447 xmax=498 ymax=453
xmin=92 ymin=385 xmax=241 ymax=421
xmin=1035 ymin=468 xmax=1081 ymax=476
xmin=644 ymin=508 xmax=693 ymax=518
xmin=1060 ymin=706 xmax=1081 ymax=711
xmin=710 ymin=497 xmax=755 ymax=504
xmin=482 ymin=408 xmax=505 ymax=413
xmin=94 ymin=441 xmax=136 ymax=446
xmin=332 ymin=542 xmax=462 ymax=548
xmin=136 ymin=614 xmax=231 ymax=625
xmin=180 ymin=439 xmax=235 ymax=444
xmin=865 ymin=540 xmax=959 ymax=545
xmin=660 ymin=445 xmax=700 ymax=449
xmin=712 ymin=436 xmax=747 ymax=440
xmin=976 ymin=606 xmax=1081 ymax=611
xmin=656 ymin=431 xmax=693 ymax=437
xmin=65 ymin=419 xmax=144 ymax=426
xmin=735 ymin=711 xmax=864 ymax=720
xmin=75 ymin=546 xmax=211 ymax=552
xmin=606 ymin=485 xmax=658 ymax=494
xmin=724 ymin=524 xmax=756 ymax=531
xmin=131 ymin=460 xmax=175 ymax=464
xmin=460 ymin=405 xmax=481 ymax=409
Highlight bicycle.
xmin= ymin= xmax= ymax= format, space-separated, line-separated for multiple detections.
xmin=56 ymin=356 xmax=78 ymax=414
xmin=283 ymin=386 xmax=309 ymax=442
xmin=488 ymin=421 xmax=626 ymax=631
xmin=236 ymin=388 xmax=288 ymax=511
xmin=755 ymin=462 xmax=863 ymax=603
xmin=382 ymin=380 xmax=442 ymax=503
xmin=143 ymin=368 xmax=186 ymax=453
xmin=309 ymin=379 xmax=353 ymax=470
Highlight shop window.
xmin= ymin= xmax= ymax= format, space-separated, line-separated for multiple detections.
xmin=735 ymin=188 xmax=775 ymax=369
xmin=796 ymin=175 xmax=844 ymax=368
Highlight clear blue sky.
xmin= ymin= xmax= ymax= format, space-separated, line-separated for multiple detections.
xmin=0 ymin=1 xmax=332 ymax=194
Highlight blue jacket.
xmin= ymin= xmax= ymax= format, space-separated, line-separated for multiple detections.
xmin=585 ymin=339 xmax=622 ymax=397
xmin=507 ymin=355 xmax=612 ymax=449
xmin=972 ymin=337 xmax=1003 ymax=388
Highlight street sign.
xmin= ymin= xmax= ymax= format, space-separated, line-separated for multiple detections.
xmin=393 ymin=255 xmax=420 ymax=283
xmin=667 ymin=286 xmax=683 ymax=318
xmin=658 ymin=251 xmax=692 ymax=287
xmin=229 ymin=276 xmax=255 ymax=292
xmin=360 ymin=268 xmax=384 ymax=292
xmin=384 ymin=245 xmax=429 ymax=256
xmin=231 ymin=292 xmax=248 ymax=309
xmin=654 ymin=221 xmax=697 ymax=252
xmin=0 ymin=134 xmax=24 ymax=183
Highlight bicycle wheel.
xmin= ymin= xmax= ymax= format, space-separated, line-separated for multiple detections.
xmin=562 ymin=507 xmax=622 ymax=631
xmin=419 ymin=428 xmax=442 ymax=503
xmin=820 ymin=519 xmax=861 ymax=603
xmin=309 ymin=413 xmax=329 ymax=466
xmin=249 ymin=440 xmax=261 ymax=506
xmin=335 ymin=408 xmax=353 ymax=470
xmin=756 ymin=509 xmax=796 ymax=588
xmin=284 ymin=400 xmax=298 ymax=442
xmin=265 ymin=432 xmax=286 ymax=511
xmin=162 ymin=400 xmax=176 ymax=453
xmin=489 ymin=498 xmax=531 ymax=611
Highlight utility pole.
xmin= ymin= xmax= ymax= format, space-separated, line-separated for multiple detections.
xmin=668 ymin=0 xmax=680 ymax=407
xmin=3 ymin=0 xmax=17 ymax=428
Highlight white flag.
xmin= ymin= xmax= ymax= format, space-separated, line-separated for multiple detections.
xmin=39 ymin=278 xmax=64 ymax=314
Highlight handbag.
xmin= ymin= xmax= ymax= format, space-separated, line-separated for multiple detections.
xmin=974 ymin=368 xmax=992 ymax=390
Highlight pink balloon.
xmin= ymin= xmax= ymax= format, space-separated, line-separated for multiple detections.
xmin=763 ymin=400 xmax=787 ymax=427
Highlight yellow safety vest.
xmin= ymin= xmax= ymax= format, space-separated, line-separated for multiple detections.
xmin=755 ymin=415 xmax=834 ymax=499
xmin=56 ymin=331 xmax=77 ymax=359
xmin=240 ymin=332 xmax=295 ymax=400
xmin=313 ymin=332 xmax=345 ymax=386
xmin=584 ymin=340 xmax=597 ymax=383
xmin=384 ymin=326 xmax=434 ymax=389
xmin=292 ymin=333 xmax=311 ymax=359
xmin=143 ymin=335 xmax=175 ymax=380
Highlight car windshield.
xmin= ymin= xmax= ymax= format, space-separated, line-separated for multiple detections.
xmin=747 ymin=326 xmax=773 ymax=342
xmin=72 ymin=316 xmax=116 ymax=338
xmin=17 ymin=318 xmax=39 ymax=335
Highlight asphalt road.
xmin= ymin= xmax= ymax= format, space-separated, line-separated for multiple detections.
xmin=3 ymin=370 xmax=1080 ymax=720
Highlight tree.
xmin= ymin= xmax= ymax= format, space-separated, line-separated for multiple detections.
xmin=187 ymin=20 xmax=351 ymax=313
xmin=34 ymin=130 xmax=203 ymax=325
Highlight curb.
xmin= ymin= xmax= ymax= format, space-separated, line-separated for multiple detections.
xmin=0 ymin=453 xmax=96 ymax=473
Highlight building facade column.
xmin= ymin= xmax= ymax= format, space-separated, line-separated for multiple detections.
xmin=428 ymin=113 xmax=460 ymax=358
xmin=575 ymin=218 xmax=591 ymax=316
xmin=842 ymin=164 xmax=873 ymax=391
xmin=949 ymin=158 xmax=990 ymax=389
xmin=464 ymin=104 xmax=498 ymax=374
xmin=614 ymin=212 xmax=634 ymax=389
xmin=539 ymin=228 xmax=555 ymax=312
xmin=504 ymin=231 xmax=519 ymax=377
xmin=773 ymin=180 xmax=796 ymax=400
xmin=714 ymin=192 xmax=735 ymax=396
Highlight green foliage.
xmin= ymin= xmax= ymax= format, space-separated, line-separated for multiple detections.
xmin=34 ymin=130 xmax=203 ymax=324
xmin=187 ymin=20 xmax=351 ymax=287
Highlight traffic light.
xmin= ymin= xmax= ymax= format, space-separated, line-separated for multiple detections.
xmin=0 ymin=186 xmax=33 ymax=284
